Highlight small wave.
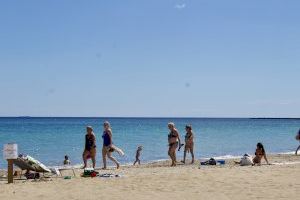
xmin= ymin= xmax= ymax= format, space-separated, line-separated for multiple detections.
xmin=272 ymin=161 xmax=300 ymax=165
xmin=278 ymin=151 xmax=295 ymax=155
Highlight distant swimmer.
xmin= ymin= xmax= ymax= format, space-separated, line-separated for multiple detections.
xmin=133 ymin=146 xmax=143 ymax=165
xmin=182 ymin=124 xmax=195 ymax=164
xmin=167 ymin=122 xmax=182 ymax=167
xmin=295 ymin=129 xmax=300 ymax=155
xmin=253 ymin=142 xmax=270 ymax=165
xmin=63 ymin=155 xmax=71 ymax=165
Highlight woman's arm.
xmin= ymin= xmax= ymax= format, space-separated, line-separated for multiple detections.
xmin=107 ymin=130 xmax=113 ymax=147
xmin=175 ymin=130 xmax=181 ymax=145
xmin=264 ymin=154 xmax=269 ymax=165
xmin=92 ymin=134 xmax=96 ymax=147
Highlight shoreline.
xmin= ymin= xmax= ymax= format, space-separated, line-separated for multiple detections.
xmin=0 ymin=151 xmax=297 ymax=171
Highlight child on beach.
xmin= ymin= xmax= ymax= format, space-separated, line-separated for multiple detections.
xmin=133 ymin=146 xmax=143 ymax=165
xmin=63 ymin=155 xmax=71 ymax=165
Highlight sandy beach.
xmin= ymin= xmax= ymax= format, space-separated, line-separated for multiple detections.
xmin=1 ymin=154 xmax=300 ymax=200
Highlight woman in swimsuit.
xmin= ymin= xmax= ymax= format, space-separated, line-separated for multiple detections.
xmin=182 ymin=124 xmax=194 ymax=164
xmin=102 ymin=121 xmax=120 ymax=169
xmin=167 ymin=122 xmax=181 ymax=167
xmin=82 ymin=126 xmax=96 ymax=168
xmin=253 ymin=142 xmax=269 ymax=165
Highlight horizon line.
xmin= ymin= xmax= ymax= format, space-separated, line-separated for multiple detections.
xmin=0 ymin=116 xmax=300 ymax=119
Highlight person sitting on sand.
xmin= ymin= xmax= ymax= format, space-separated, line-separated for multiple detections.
xmin=133 ymin=146 xmax=143 ymax=165
xmin=182 ymin=124 xmax=195 ymax=164
xmin=102 ymin=121 xmax=120 ymax=169
xmin=253 ymin=142 xmax=269 ymax=165
xmin=295 ymin=129 xmax=300 ymax=155
xmin=167 ymin=122 xmax=182 ymax=167
xmin=63 ymin=155 xmax=71 ymax=165
xmin=82 ymin=126 xmax=96 ymax=169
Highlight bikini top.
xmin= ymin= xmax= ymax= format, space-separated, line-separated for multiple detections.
xmin=185 ymin=132 xmax=192 ymax=140
xmin=168 ymin=131 xmax=177 ymax=139
xmin=255 ymin=148 xmax=264 ymax=156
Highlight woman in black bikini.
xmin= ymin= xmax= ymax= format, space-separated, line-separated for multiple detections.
xmin=182 ymin=124 xmax=194 ymax=164
xmin=82 ymin=126 xmax=96 ymax=169
xmin=253 ymin=142 xmax=269 ymax=165
xmin=168 ymin=122 xmax=181 ymax=167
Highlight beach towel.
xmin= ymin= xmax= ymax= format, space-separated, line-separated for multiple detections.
xmin=99 ymin=173 xmax=122 ymax=178
xmin=110 ymin=145 xmax=125 ymax=156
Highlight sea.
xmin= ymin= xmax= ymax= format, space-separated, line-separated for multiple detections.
xmin=0 ymin=117 xmax=299 ymax=169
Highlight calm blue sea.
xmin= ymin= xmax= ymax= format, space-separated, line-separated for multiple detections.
xmin=0 ymin=117 xmax=299 ymax=169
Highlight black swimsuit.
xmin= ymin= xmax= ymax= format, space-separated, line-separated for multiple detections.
xmin=168 ymin=131 xmax=178 ymax=147
xmin=85 ymin=134 xmax=96 ymax=151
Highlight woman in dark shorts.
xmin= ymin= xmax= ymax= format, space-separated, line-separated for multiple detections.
xmin=82 ymin=126 xmax=96 ymax=168
xmin=168 ymin=122 xmax=181 ymax=167
xmin=102 ymin=121 xmax=120 ymax=169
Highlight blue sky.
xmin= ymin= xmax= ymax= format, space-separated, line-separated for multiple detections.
xmin=0 ymin=0 xmax=299 ymax=117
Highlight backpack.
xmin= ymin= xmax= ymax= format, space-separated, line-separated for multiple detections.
xmin=208 ymin=158 xmax=217 ymax=165
xmin=200 ymin=158 xmax=217 ymax=165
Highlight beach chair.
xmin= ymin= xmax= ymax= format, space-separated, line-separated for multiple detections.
xmin=13 ymin=154 xmax=51 ymax=179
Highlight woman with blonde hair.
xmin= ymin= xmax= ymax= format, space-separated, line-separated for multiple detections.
xmin=102 ymin=121 xmax=120 ymax=169
xmin=167 ymin=122 xmax=182 ymax=166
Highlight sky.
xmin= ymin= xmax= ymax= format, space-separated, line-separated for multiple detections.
xmin=0 ymin=0 xmax=299 ymax=117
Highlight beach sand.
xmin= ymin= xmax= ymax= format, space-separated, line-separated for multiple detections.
xmin=1 ymin=154 xmax=300 ymax=200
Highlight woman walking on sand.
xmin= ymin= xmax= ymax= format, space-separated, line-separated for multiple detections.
xmin=82 ymin=126 xmax=96 ymax=169
xmin=182 ymin=124 xmax=195 ymax=164
xmin=102 ymin=121 xmax=120 ymax=169
xmin=167 ymin=122 xmax=182 ymax=167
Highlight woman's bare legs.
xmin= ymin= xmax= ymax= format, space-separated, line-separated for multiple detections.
xmin=168 ymin=146 xmax=175 ymax=166
xmin=90 ymin=148 xmax=96 ymax=169
xmin=182 ymin=149 xmax=187 ymax=164
xmin=171 ymin=145 xmax=177 ymax=166
xmin=102 ymin=147 xmax=107 ymax=169
xmin=190 ymin=146 xmax=195 ymax=164
xmin=295 ymin=145 xmax=300 ymax=155
xmin=82 ymin=151 xmax=88 ymax=168
xmin=107 ymin=151 xmax=120 ymax=169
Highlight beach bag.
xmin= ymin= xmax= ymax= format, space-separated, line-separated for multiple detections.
xmin=208 ymin=158 xmax=217 ymax=165
xmin=200 ymin=158 xmax=217 ymax=165
xmin=82 ymin=168 xmax=99 ymax=177
xmin=240 ymin=154 xmax=253 ymax=166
